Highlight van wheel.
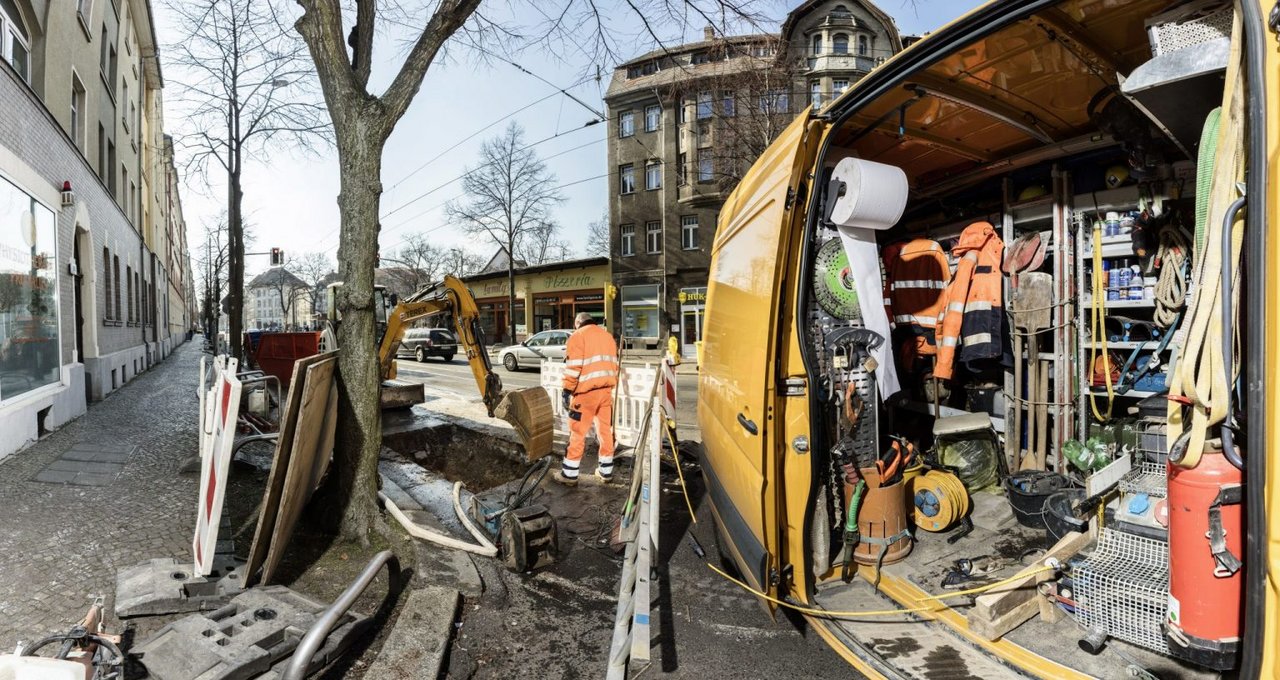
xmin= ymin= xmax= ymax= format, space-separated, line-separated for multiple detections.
xmin=503 ymin=354 xmax=519 ymax=371
xmin=415 ymin=347 xmax=427 ymax=363
xmin=711 ymin=516 xmax=741 ymax=578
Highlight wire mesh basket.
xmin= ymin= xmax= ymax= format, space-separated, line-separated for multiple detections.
xmin=1119 ymin=460 xmax=1167 ymax=498
xmin=1135 ymin=418 xmax=1167 ymax=464
xmin=1146 ymin=0 xmax=1232 ymax=56
xmin=1070 ymin=528 xmax=1170 ymax=654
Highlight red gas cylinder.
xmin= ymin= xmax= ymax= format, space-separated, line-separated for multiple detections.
xmin=1166 ymin=447 xmax=1243 ymax=670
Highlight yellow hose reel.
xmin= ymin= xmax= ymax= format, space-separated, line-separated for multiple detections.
xmin=910 ymin=470 xmax=970 ymax=532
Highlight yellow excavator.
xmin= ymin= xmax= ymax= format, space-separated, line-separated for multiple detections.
xmin=326 ymin=275 xmax=554 ymax=460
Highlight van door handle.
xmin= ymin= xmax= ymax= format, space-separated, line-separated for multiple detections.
xmin=737 ymin=413 xmax=758 ymax=436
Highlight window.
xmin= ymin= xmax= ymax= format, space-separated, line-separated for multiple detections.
xmin=833 ymin=33 xmax=849 ymax=54
xmin=1 ymin=0 xmax=30 ymax=83
xmin=0 ymin=177 xmax=59 ymax=401
xmin=697 ymin=149 xmax=713 ymax=182
xmin=100 ymin=26 xmax=108 ymax=75
xmin=103 ymin=248 xmax=113 ymax=320
xmin=696 ymin=91 xmax=712 ymax=120
xmin=618 ymin=110 xmax=635 ymax=138
xmin=645 ymin=161 xmax=661 ymax=190
xmin=621 ymin=284 xmax=660 ymax=339
xmin=121 ymin=81 xmax=129 ymax=131
xmin=645 ymin=221 xmax=661 ymax=254
xmin=121 ymin=166 xmax=129 ymax=213
xmin=858 ymin=34 xmax=869 ymax=56
xmin=620 ymin=223 xmax=635 ymax=256
xmin=677 ymin=152 xmax=688 ymax=186
xmin=681 ymin=216 xmax=699 ymax=250
xmin=644 ymin=105 xmax=660 ymax=132
xmin=97 ymin=124 xmax=106 ymax=178
xmin=696 ymin=123 xmax=710 ymax=148
xmin=113 ymin=255 xmax=121 ymax=323
xmin=833 ymin=79 xmax=849 ymax=98
xmin=721 ymin=91 xmax=735 ymax=117
xmin=71 ymin=75 xmax=87 ymax=150
xmin=78 ymin=0 xmax=94 ymax=21
xmin=108 ymin=45 xmax=117 ymax=87
xmin=127 ymin=266 xmax=134 ymax=323
xmin=129 ymin=180 xmax=136 ymax=221
xmin=107 ymin=141 xmax=116 ymax=197
xmin=810 ymin=80 xmax=822 ymax=108
xmin=811 ymin=34 xmax=822 ymax=56
xmin=619 ymin=164 xmax=635 ymax=194
xmin=760 ymin=89 xmax=789 ymax=114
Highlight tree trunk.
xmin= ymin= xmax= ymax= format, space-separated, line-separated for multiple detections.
xmin=228 ymin=167 xmax=245 ymax=360
xmin=507 ymin=238 xmax=516 ymax=343
xmin=325 ymin=126 xmax=386 ymax=545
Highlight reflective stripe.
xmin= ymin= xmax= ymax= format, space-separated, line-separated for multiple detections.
xmin=561 ymin=467 xmax=580 ymax=478
xmin=963 ymin=332 xmax=993 ymax=345
xmin=940 ymin=336 xmax=959 ymax=347
xmin=562 ymin=459 xmax=580 ymax=469
xmin=947 ymin=302 xmax=964 ymax=313
xmin=566 ymin=359 xmax=586 ymax=366
xmin=598 ymin=456 xmax=614 ymax=466
xmin=891 ymin=279 xmax=948 ymax=290
xmin=962 ymin=251 xmax=979 ymax=262
xmin=579 ymin=369 xmax=617 ymax=382
xmin=894 ymin=314 xmax=937 ymax=326
xmin=964 ymin=300 xmax=993 ymax=312
xmin=563 ymin=368 xmax=581 ymax=377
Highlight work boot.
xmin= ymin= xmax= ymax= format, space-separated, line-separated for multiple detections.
xmin=552 ymin=470 xmax=578 ymax=487
xmin=593 ymin=469 xmax=613 ymax=485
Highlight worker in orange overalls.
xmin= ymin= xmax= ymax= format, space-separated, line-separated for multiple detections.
xmin=554 ymin=312 xmax=619 ymax=486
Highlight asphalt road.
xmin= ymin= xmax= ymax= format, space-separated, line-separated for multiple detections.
xmin=394 ymin=356 xmax=703 ymax=440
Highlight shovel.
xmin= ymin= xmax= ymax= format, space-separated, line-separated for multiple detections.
xmin=1016 ymin=272 xmax=1053 ymax=470
xmin=1004 ymin=232 xmax=1046 ymax=470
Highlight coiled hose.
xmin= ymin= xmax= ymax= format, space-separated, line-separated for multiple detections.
xmin=1153 ymin=223 xmax=1191 ymax=329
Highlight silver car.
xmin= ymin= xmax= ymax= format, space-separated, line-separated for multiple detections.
xmin=499 ymin=329 xmax=571 ymax=371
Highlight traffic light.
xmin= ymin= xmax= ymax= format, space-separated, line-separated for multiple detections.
xmin=270 ymin=248 xmax=284 ymax=266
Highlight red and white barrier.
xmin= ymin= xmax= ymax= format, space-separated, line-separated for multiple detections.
xmin=192 ymin=356 xmax=242 ymax=576
xmin=660 ymin=358 xmax=677 ymax=434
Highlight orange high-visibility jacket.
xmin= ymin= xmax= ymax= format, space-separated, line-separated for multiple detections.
xmin=562 ymin=323 xmax=619 ymax=394
xmin=935 ymin=222 xmax=1005 ymax=380
xmin=887 ymin=239 xmax=951 ymax=360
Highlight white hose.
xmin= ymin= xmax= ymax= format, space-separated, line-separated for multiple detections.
xmin=1153 ymin=225 xmax=1190 ymax=329
xmin=378 ymin=483 xmax=498 ymax=557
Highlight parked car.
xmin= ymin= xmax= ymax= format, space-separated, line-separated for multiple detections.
xmin=498 ymin=329 xmax=571 ymax=371
xmin=398 ymin=328 xmax=458 ymax=362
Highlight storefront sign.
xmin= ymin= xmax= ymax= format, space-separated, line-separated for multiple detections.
xmin=534 ymin=295 xmax=561 ymax=304
xmin=540 ymin=273 xmax=596 ymax=291
xmin=475 ymin=280 xmax=511 ymax=297
xmin=678 ymin=287 xmax=707 ymax=304
xmin=574 ymin=293 xmax=604 ymax=303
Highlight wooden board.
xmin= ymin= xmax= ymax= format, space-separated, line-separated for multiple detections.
xmin=259 ymin=353 xmax=339 ymax=585
xmin=241 ymin=351 xmax=333 ymax=588
xmin=968 ymin=530 xmax=1091 ymax=634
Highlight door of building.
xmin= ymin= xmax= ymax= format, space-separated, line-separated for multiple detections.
xmin=678 ymin=287 xmax=706 ymax=358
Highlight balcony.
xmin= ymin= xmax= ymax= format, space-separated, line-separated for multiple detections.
xmin=804 ymin=53 xmax=879 ymax=74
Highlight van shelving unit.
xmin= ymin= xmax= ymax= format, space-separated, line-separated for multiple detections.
xmin=1001 ymin=169 xmax=1076 ymax=473
xmin=1072 ymin=183 xmax=1194 ymax=439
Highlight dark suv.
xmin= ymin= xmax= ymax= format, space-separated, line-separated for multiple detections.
xmin=398 ymin=328 xmax=458 ymax=362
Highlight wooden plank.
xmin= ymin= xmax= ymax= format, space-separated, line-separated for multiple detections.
xmin=241 ymin=351 xmax=331 ymax=588
xmin=969 ymin=596 xmax=1041 ymax=641
xmin=260 ymin=353 xmax=339 ymax=585
xmin=972 ymin=530 xmax=1091 ymax=619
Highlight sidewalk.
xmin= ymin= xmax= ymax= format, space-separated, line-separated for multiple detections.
xmin=0 ymin=343 xmax=207 ymax=641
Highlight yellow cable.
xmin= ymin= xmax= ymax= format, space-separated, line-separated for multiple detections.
xmin=706 ymin=562 xmax=1057 ymax=619
xmin=664 ymin=422 xmax=697 ymax=525
xmin=1089 ymin=222 xmax=1114 ymax=421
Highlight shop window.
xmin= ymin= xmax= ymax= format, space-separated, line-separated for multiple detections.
xmin=681 ymin=215 xmax=699 ymax=250
xmin=620 ymin=223 xmax=635 ymax=257
xmin=646 ymin=221 xmax=661 ymax=254
xmin=644 ymin=104 xmax=660 ymax=132
xmin=833 ymin=33 xmax=849 ymax=54
xmin=645 ymin=161 xmax=661 ymax=190
xmin=0 ymin=0 xmax=30 ymax=83
xmin=621 ymin=284 xmax=660 ymax=339
xmin=619 ymin=164 xmax=635 ymax=194
xmin=618 ymin=110 xmax=635 ymax=138
xmin=0 ymin=177 xmax=59 ymax=401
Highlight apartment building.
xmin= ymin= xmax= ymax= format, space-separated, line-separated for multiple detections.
xmin=0 ymin=0 xmax=192 ymax=460
xmin=245 ymin=267 xmax=312 ymax=331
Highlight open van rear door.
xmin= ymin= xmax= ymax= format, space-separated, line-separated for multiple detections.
xmin=699 ymin=112 xmax=821 ymax=605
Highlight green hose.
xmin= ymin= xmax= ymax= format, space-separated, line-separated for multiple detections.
xmin=845 ymin=480 xmax=866 ymax=534
xmin=1194 ymin=107 xmax=1222 ymax=256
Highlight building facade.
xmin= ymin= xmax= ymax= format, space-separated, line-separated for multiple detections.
xmin=462 ymin=256 xmax=610 ymax=346
xmin=0 ymin=0 xmax=191 ymax=460
xmin=245 ymin=267 xmax=312 ymax=331
xmin=604 ymin=5 xmax=900 ymax=356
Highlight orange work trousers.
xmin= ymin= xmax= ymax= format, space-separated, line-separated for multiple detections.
xmin=564 ymin=388 xmax=615 ymax=478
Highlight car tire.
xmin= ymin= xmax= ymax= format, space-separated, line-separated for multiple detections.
xmin=503 ymin=353 xmax=519 ymax=371
xmin=442 ymin=353 xmax=455 ymax=362
xmin=415 ymin=347 xmax=427 ymax=363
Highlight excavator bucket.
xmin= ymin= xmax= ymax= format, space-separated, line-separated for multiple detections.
xmin=493 ymin=387 xmax=555 ymax=462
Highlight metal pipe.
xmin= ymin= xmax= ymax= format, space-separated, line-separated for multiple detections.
xmin=1220 ymin=196 xmax=1246 ymax=471
xmin=280 ymin=550 xmax=402 ymax=680
xmin=231 ymin=433 xmax=279 ymax=456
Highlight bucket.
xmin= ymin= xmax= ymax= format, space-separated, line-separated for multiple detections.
xmin=1044 ymin=489 xmax=1088 ymax=542
xmin=1004 ymin=470 xmax=1071 ymax=530
xmin=847 ymin=466 xmax=912 ymax=566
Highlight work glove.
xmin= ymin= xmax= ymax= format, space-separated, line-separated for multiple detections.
xmin=562 ymin=389 xmax=572 ymax=411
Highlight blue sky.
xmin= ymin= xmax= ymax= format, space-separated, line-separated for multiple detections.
xmin=156 ymin=1 xmax=985 ymax=277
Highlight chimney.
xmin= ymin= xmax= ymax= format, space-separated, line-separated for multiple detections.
xmin=704 ymin=25 xmax=715 ymax=41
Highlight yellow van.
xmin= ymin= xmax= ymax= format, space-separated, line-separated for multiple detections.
xmin=698 ymin=1 xmax=1276 ymax=678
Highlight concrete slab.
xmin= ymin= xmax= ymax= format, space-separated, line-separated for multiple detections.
xmin=32 ymin=469 xmax=78 ymax=484
xmin=363 ymin=586 xmax=460 ymax=680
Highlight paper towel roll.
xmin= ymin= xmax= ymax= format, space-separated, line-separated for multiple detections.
xmin=829 ymin=157 xmax=909 ymax=231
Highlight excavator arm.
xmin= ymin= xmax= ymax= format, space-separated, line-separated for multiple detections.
xmin=377 ymin=276 xmax=553 ymax=459
xmin=378 ymin=275 xmax=504 ymax=416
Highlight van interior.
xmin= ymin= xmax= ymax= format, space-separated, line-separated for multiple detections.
xmin=793 ymin=1 xmax=1258 ymax=677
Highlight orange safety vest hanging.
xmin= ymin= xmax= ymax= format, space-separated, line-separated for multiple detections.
xmin=887 ymin=239 xmax=951 ymax=367
xmin=935 ymin=222 xmax=1005 ymax=381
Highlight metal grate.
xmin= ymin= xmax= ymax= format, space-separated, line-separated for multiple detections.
xmin=1071 ymin=528 xmax=1170 ymax=654
xmin=1119 ymin=460 xmax=1168 ymax=498
xmin=1136 ymin=418 xmax=1167 ymax=464
xmin=1148 ymin=1 xmax=1232 ymax=56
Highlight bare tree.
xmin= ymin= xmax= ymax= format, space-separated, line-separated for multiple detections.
xmin=292 ymin=0 xmax=768 ymax=543
xmin=518 ymin=220 xmax=572 ymax=265
xmin=380 ymin=232 xmax=447 ymax=295
xmin=286 ymin=251 xmax=335 ymax=323
xmin=441 ymin=246 xmax=483 ymax=278
xmin=585 ymin=212 xmax=610 ymax=257
xmin=195 ymin=218 xmax=229 ymax=349
xmin=167 ymin=0 xmax=331 ymax=360
xmin=446 ymin=122 xmax=564 ymax=342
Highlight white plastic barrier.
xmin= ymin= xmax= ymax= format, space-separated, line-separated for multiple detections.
xmin=193 ymin=356 xmax=242 ymax=576
xmin=540 ymin=361 xmax=658 ymax=449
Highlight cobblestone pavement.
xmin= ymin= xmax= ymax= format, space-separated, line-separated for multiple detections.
xmin=0 ymin=342 xmax=209 ymax=644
